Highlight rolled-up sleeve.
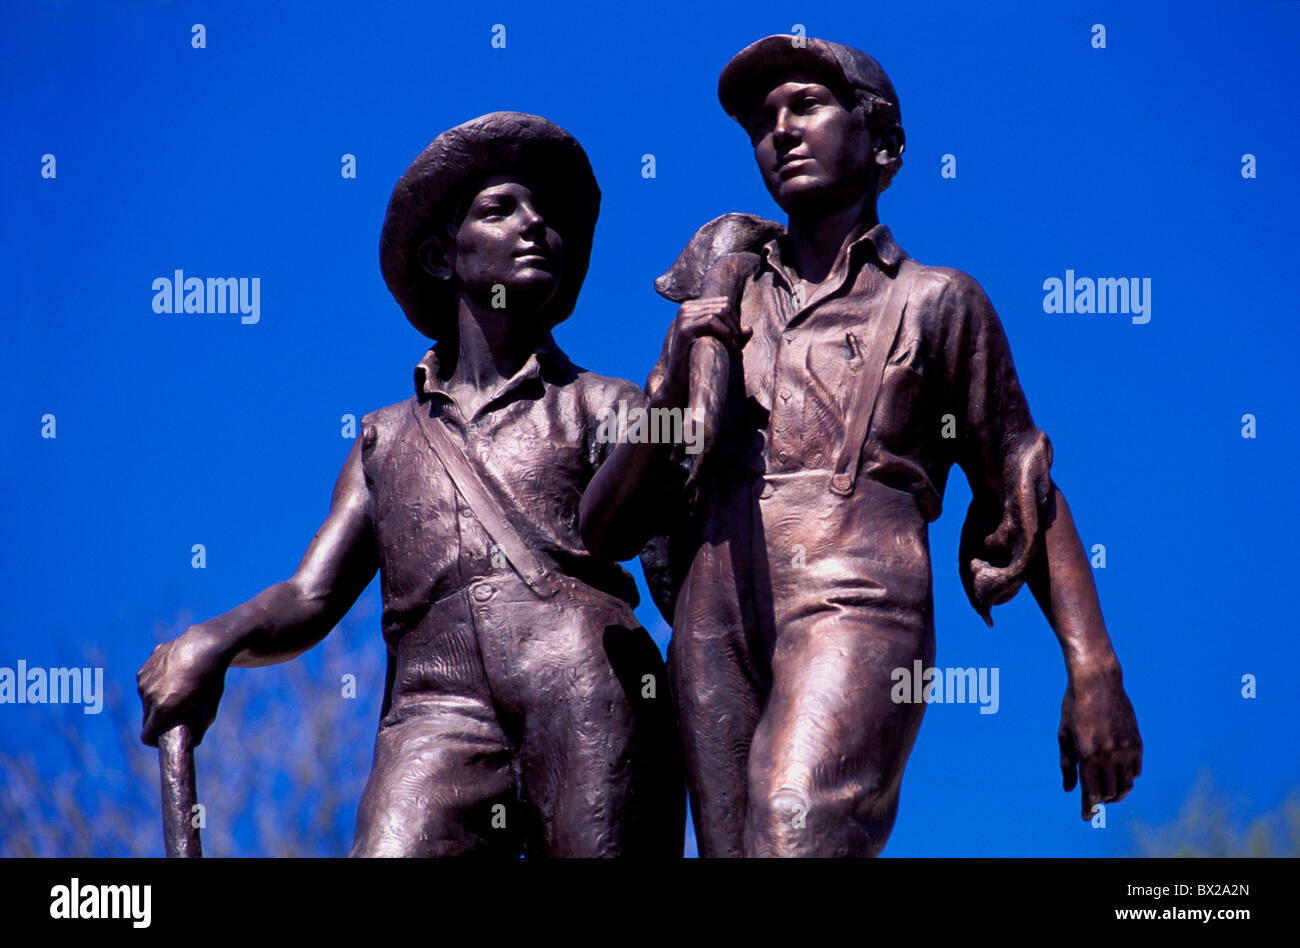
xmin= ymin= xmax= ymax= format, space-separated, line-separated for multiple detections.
xmin=936 ymin=269 xmax=1054 ymax=626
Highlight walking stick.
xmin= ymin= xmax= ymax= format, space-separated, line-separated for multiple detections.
xmin=158 ymin=722 xmax=202 ymax=857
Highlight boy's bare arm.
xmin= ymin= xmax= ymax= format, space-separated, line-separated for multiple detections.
xmin=138 ymin=438 xmax=378 ymax=746
xmin=1026 ymin=482 xmax=1143 ymax=819
xmin=580 ymin=296 xmax=744 ymax=561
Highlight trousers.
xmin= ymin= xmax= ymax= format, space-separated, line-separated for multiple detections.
xmin=350 ymin=571 xmax=684 ymax=857
xmin=669 ymin=471 xmax=936 ymax=857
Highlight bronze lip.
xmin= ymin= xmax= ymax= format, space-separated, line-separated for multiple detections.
xmin=775 ymin=155 xmax=814 ymax=177
xmin=512 ymin=245 xmax=555 ymax=263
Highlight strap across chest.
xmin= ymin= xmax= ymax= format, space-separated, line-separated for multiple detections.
xmin=408 ymin=399 xmax=562 ymax=599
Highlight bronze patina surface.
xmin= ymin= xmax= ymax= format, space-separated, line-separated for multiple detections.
xmin=581 ymin=36 xmax=1142 ymax=857
xmin=139 ymin=112 xmax=684 ymax=858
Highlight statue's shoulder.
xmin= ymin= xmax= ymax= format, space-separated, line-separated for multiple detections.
xmin=563 ymin=361 xmax=646 ymax=419
xmin=896 ymin=256 xmax=962 ymax=300
xmin=359 ymin=396 xmax=419 ymax=459
xmin=360 ymin=397 xmax=414 ymax=429
xmin=896 ymin=258 xmax=995 ymax=322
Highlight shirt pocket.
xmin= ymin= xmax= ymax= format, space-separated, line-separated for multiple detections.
xmin=871 ymin=362 xmax=927 ymax=453
xmin=804 ymin=331 xmax=864 ymax=402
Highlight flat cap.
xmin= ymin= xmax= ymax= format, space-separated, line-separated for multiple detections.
xmin=717 ymin=35 xmax=900 ymax=129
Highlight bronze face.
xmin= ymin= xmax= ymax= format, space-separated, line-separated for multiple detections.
xmin=420 ymin=174 xmax=566 ymax=318
xmin=745 ymin=73 xmax=875 ymax=215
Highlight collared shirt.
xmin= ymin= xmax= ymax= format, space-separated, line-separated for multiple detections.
xmin=656 ymin=220 xmax=1054 ymax=620
xmin=361 ymin=335 xmax=645 ymax=644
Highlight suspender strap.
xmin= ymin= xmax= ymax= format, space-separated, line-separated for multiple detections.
xmin=829 ymin=267 xmax=914 ymax=496
xmin=409 ymin=399 xmax=562 ymax=599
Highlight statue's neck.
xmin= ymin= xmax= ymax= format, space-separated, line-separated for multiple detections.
xmin=786 ymin=196 xmax=877 ymax=285
xmin=438 ymin=296 xmax=542 ymax=413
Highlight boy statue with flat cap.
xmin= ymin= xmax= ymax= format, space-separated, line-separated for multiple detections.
xmin=138 ymin=111 xmax=684 ymax=857
xmin=581 ymin=37 xmax=1142 ymax=856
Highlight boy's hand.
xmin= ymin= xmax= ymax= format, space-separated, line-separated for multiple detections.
xmin=1058 ymin=672 xmax=1143 ymax=820
xmin=138 ymin=625 xmax=230 ymax=747
xmin=654 ymin=296 xmax=749 ymax=410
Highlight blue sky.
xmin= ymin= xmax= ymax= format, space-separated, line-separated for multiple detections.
xmin=3 ymin=0 xmax=1298 ymax=857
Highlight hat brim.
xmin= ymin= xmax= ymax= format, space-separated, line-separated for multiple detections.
xmin=379 ymin=111 xmax=601 ymax=340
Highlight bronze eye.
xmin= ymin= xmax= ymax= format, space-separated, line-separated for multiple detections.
xmin=791 ymin=88 xmax=830 ymax=112
xmin=475 ymin=199 xmax=510 ymax=221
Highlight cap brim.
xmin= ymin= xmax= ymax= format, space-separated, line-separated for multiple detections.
xmin=718 ymin=36 xmax=850 ymax=124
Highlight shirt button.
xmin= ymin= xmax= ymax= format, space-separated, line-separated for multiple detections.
xmin=459 ymin=508 xmax=473 ymax=518
xmin=784 ymin=333 xmax=795 ymax=344
xmin=780 ymin=391 xmax=792 ymax=402
xmin=832 ymin=474 xmax=852 ymax=492
xmin=473 ymin=583 xmax=495 ymax=603
xmin=778 ymin=451 xmax=789 ymax=464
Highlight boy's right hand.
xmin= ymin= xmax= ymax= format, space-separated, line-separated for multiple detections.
xmin=138 ymin=625 xmax=230 ymax=747
xmin=654 ymin=296 xmax=749 ymax=410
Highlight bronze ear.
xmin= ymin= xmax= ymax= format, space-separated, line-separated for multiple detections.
xmin=417 ymin=235 xmax=454 ymax=283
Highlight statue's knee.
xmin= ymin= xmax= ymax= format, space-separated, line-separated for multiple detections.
xmin=748 ymin=787 xmax=816 ymax=847
xmin=747 ymin=780 xmax=893 ymax=856
xmin=348 ymin=830 xmax=413 ymax=858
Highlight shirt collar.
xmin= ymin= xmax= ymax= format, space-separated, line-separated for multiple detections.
xmin=760 ymin=221 xmax=907 ymax=288
xmin=414 ymin=333 xmax=571 ymax=407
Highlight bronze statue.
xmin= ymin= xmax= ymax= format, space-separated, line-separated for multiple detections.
xmin=138 ymin=112 xmax=684 ymax=857
xmin=581 ymin=36 xmax=1142 ymax=856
